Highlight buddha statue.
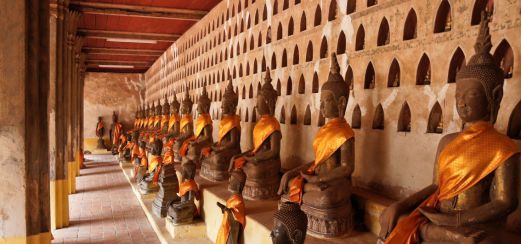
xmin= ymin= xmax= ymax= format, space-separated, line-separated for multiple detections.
xmin=133 ymin=140 xmax=148 ymax=180
xmin=167 ymin=160 xmax=200 ymax=224
xmin=278 ymin=53 xmax=355 ymax=237
xmin=173 ymin=90 xmax=195 ymax=163
xmin=379 ymin=13 xmax=520 ymax=244
xmin=166 ymin=94 xmax=181 ymax=141
xmin=201 ymin=80 xmax=241 ymax=182
xmin=445 ymin=13 xmax=452 ymax=32
xmin=154 ymin=99 xmax=162 ymax=132
xmin=117 ymin=132 xmax=128 ymax=161
xmin=95 ymin=116 xmax=106 ymax=149
xmin=138 ymin=138 xmax=162 ymax=194
xmin=179 ymin=86 xmax=213 ymax=168
xmin=229 ymin=68 xmax=282 ymax=200
xmin=424 ymin=69 xmax=431 ymax=85
xmin=152 ymin=139 xmax=180 ymax=218
xmin=271 ymin=203 xmax=308 ymax=244
xmin=160 ymin=94 xmax=170 ymax=138
xmin=216 ymin=169 xmax=246 ymax=244
xmin=111 ymin=111 xmax=123 ymax=155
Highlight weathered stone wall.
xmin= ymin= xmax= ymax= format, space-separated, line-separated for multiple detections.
xmin=83 ymin=72 xmax=144 ymax=151
xmin=144 ymin=0 xmax=521 ymax=199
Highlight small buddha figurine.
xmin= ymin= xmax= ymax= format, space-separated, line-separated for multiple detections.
xmin=445 ymin=13 xmax=452 ymax=32
xmin=179 ymin=86 xmax=213 ymax=168
xmin=167 ymin=160 xmax=200 ymax=224
xmin=379 ymin=13 xmax=520 ymax=243
xmin=173 ymin=90 xmax=195 ymax=163
xmin=216 ymin=169 xmax=246 ymax=244
xmin=95 ymin=116 xmax=106 ymax=149
xmin=166 ymin=94 xmax=181 ymax=141
xmin=392 ymin=72 xmax=400 ymax=87
xmin=424 ymin=68 xmax=431 ymax=85
xmin=278 ymin=53 xmax=355 ymax=237
xmin=201 ymin=80 xmax=241 ymax=182
xmin=270 ymin=203 xmax=308 ymax=244
xmin=117 ymin=132 xmax=128 ymax=161
xmin=111 ymin=111 xmax=123 ymax=154
xmin=138 ymin=138 xmax=162 ymax=194
xmin=229 ymin=68 xmax=282 ymax=200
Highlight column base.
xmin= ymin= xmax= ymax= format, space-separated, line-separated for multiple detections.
xmin=0 ymin=232 xmax=52 ymax=244
xmin=67 ymin=161 xmax=76 ymax=194
xmin=50 ymin=179 xmax=69 ymax=230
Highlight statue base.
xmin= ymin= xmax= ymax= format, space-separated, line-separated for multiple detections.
xmin=96 ymin=138 xmax=106 ymax=150
xmin=138 ymin=181 xmax=159 ymax=195
xmin=152 ymin=165 xmax=180 ymax=218
xmin=242 ymin=176 xmax=280 ymax=200
xmin=301 ymin=202 xmax=354 ymax=238
xmin=200 ymin=163 xmax=229 ymax=182
xmin=167 ymin=201 xmax=197 ymax=225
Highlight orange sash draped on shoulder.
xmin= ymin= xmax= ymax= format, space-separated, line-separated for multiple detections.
xmin=180 ymin=114 xmax=193 ymax=132
xmin=233 ymin=115 xmax=280 ymax=169
xmin=96 ymin=122 xmax=104 ymax=136
xmin=113 ymin=123 xmax=123 ymax=144
xmin=161 ymin=115 xmax=169 ymax=129
xmin=202 ymin=115 xmax=241 ymax=157
xmin=163 ymin=138 xmax=176 ymax=164
xmin=168 ymin=114 xmax=180 ymax=132
xmin=216 ymin=194 xmax=246 ymax=244
xmin=179 ymin=179 xmax=200 ymax=199
xmin=289 ymin=118 xmax=354 ymax=204
xmin=180 ymin=114 xmax=212 ymax=157
xmin=385 ymin=121 xmax=519 ymax=244
xmin=149 ymin=155 xmax=163 ymax=184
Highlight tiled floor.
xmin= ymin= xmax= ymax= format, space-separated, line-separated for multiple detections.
xmin=52 ymin=155 xmax=161 ymax=244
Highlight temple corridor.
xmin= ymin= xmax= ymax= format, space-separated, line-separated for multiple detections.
xmin=51 ymin=155 xmax=160 ymax=244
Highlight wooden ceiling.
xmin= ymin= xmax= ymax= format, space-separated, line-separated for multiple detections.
xmin=72 ymin=0 xmax=221 ymax=73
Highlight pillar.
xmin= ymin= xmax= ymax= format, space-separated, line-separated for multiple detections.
xmin=0 ymin=0 xmax=51 ymax=242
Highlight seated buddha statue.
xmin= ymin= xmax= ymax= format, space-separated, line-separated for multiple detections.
xmin=166 ymin=94 xmax=181 ymax=141
xmin=138 ymin=139 xmax=162 ymax=194
xmin=159 ymin=95 xmax=170 ymax=139
xmin=133 ymin=140 xmax=148 ymax=180
xmin=153 ymin=99 xmax=163 ymax=136
xmin=167 ymin=160 xmax=200 ymax=224
xmin=173 ymin=90 xmax=195 ymax=163
xmin=271 ymin=202 xmax=308 ymax=244
xmin=201 ymin=80 xmax=241 ymax=182
xmin=379 ymin=14 xmax=521 ymax=244
xmin=278 ymin=53 xmax=355 ymax=237
xmin=216 ymin=169 xmax=246 ymax=244
xmin=179 ymin=86 xmax=213 ymax=168
xmin=229 ymin=69 xmax=282 ymax=200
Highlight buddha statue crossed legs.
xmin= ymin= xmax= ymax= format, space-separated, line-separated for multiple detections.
xmin=229 ymin=69 xmax=281 ymax=200
xmin=379 ymin=13 xmax=520 ymax=244
xmin=201 ymin=79 xmax=241 ymax=181
xmin=278 ymin=53 xmax=355 ymax=237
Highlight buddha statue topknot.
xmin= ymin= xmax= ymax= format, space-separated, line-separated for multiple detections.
xmin=271 ymin=203 xmax=308 ymax=244
xmin=200 ymin=79 xmax=242 ymax=182
xmin=229 ymin=68 xmax=282 ymax=200
xmin=379 ymin=12 xmax=520 ymax=244
xmin=278 ymin=53 xmax=355 ymax=238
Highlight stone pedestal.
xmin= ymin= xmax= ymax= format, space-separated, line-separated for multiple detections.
xmin=167 ymin=200 xmax=197 ymax=225
xmin=165 ymin=219 xmax=207 ymax=240
xmin=152 ymin=164 xmax=180 ymax=217
xmin=200 ymin=162 xmax=229 ymax=182
xmin=242 ymin=176 xmax=280 ymax=200
xmin=301 ymin=202 xmax=354 ymax=238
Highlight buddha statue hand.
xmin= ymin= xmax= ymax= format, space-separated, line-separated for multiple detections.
xmin=300 ymin=171 xmax=320 ymax=183
xmin=278 ymin=163 xmax=313 ymax=195
xmin=378 ymin=202 xmax=406 ymax=240
xmin=418 ymin=207 xmax=458 ymax=227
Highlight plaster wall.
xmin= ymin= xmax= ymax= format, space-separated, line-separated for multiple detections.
xmin=144 ymin=0 xmax=521 ymax=199
xmin=83 ymin=72 xmax=144 ymax=151
xmin=0 ymin=0 xmax=28 ymax=237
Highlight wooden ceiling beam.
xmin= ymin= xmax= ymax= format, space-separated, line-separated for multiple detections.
xmin=82 ymin=47 xmax=163 ymax=57
xmin=78 ymin=29 xmax=179 ymax=42
xmin=69 ymin=1 xmax=207 ymax=21
xmin=86 ymin=60 xmax=153 ymax=66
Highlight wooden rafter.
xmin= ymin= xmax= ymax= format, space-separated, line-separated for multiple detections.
xmin=78 ymin=29 xmax=179 ymax=42
xmin=69 ymin=1 xmax=207 ymax=21
xmin=82 ymin=47 xmax=163 ymax=57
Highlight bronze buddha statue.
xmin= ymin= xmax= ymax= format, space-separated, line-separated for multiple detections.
xmin=278 ymin=53 xmax=356 ymax=237
xmin=173 ymin=90 xmax=195 ymax=163
xmin=216 ymin=169 xmax=246 ymax=244
xmin=229 ymin=68 xmax=282 ymax=200
xmin=179 ymin=86 xmax=213 ymax=168
xmin=138 ymin=139 xmax=162 ymax=194
xmin=379 ymin=13 xmax=520 ymax=244
xmin=95 ymin=116 xmax=106 ymax=149
xmin=167 ymin=160 xmax=199 ymax=224
xmin=166 ymin=94 xmax=181 ymax=141
xmin=160 ymin=94 xmax=170 ymax=138
xmin=271 ymin=202 xmax=308 ymax=244
xmin=201 ymin=80 xmax=242 ymax=181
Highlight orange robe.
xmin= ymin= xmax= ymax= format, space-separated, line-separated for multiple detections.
xmin=161 ymin=115 xmax=169 ymax=130
xmin=95 ymin=122 xmax=104 ymax=137
xmin=168 ymin=114 xmax=180 ymax=132
xmin=154 ymin=115 xmax=161 ymax=128
xmin=289 ymin=118 xmax=354 ymax=204
xmin=179 ymin=179 xmax=200 ymax=200
xmin=202 ymin=114 xmax=241 ymax=157
xmin=113 ymin=123 xmax=123 ymax=145
xmin=148 ymin=155 xmax=162 ymax=184
xmin=216 ymin=194 xmax=246 ymax=244
xmin=118 ymin=134 xmax=127 ymax=153
xmin=180 ymin=114 xmax=213 ymax=157
xmin=163 ymin=138 xmax=175 ymax=164
xmin=385 ymin=121 xmax=519 ymax=244
xmin=233 ymin=115 xmax=280 ymax=169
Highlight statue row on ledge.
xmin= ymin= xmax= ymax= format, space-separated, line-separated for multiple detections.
xmin=113 ymin=14 xmax=520 ymax=244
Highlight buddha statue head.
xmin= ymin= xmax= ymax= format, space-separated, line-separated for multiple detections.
xmin=257 ymin=68 xmax=278 ymax=116
xmin=155 ymin=99 xmax=162 ymax=116
xmin=271 ymin=203 xmax=308 ymax=244
xmin=197 ymin=85 xmax=211 ymax=115
xmin=455 ymin=12 xmax=504 ymax=125
xmin=228 ymin=169 xmax=246 ymax=194
xmin=170 ymin=94 xmax=180 ymax=115
xmin=150 ymin=102 xmax=155 ymax=116
xmin=162 ymin=95 xmax=170 ymax=116
xmin=181 ymin=89 xmax=193 ymax=115
xmin=151 ymin=139 xmax=163 ymax=156
xmin=222 ymin=79 xmax=239 ymax=116
xmin=112 ymin=111 xmax=118 ymax=123
xmin=321 ymin=53 xmax=349 ymax=119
